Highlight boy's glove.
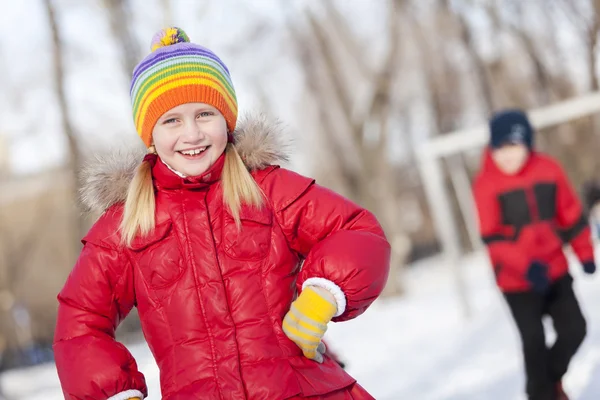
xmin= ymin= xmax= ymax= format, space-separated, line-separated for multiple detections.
xmin=282 ymin=286 xmax=337 ymax=363
xmin=526 ymin=261 xmax=550 ymax=293
xmin=583 ymin=260 xmax=596 ymax=275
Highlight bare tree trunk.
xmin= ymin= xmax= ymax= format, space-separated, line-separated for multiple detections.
xmin=281 ymin=0 xmax=600 ymax=301
xmin=406 ymin=3 xmax=475 ymax=314
xmin=0 ymin=196 xmax=49 ymax=359
xmin=558 ymin=0 xmax=600 ymax=91
xmin=103 ymin=0 xmax=141 ymax=77
xmin=284 ymin=1 xmax=410 ymax=295
xmin=44 ymin=0 xmax=84 ymax=250
xmin=450 ymin=1 xmax=495 ymax=113
xmin=588 ymin=0 xmax=600 ymax=91
xmin=282 ymin=11 xmax=360 ymax=196
xmin=360 ymin=0 xmax=406 ymax=296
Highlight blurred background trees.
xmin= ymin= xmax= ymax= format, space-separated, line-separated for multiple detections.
xmin=1 ymin=0 xmax=600 ymax=369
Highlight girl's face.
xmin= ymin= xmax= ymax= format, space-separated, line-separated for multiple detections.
xmin=491 ymin=143 xmax=529 ymax=175
xmin=152 ymin=103 xmax=228 ymax=177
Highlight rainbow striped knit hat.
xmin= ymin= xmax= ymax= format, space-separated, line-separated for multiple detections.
xmin=130 ymin=27 xmax=238 ymax=147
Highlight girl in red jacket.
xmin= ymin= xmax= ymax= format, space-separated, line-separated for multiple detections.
xmin=53 ymin=28 xmax=390 ymax=400
xmin=473 ymin=109 xmax=595 ymax=400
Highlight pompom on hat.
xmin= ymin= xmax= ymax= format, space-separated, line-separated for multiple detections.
xmin=150 ymin=27 xmax=190 ymax=52
xmin=130 ymin=27 xmax=238 ymax=147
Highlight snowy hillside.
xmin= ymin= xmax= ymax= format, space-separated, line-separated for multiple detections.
xmin=2 ymin=250 xmax=600 ymax=400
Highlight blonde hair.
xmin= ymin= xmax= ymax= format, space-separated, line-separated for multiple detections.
xmin=120 ymin=143 xmax=263 ymax=246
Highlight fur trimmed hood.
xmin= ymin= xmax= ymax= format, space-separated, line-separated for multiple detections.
xmin=79 ymin=113 xmax=290 ymax=214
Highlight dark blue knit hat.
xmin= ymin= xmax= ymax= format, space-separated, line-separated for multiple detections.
xmin=489 ymin=109 xmax=534 ymax=149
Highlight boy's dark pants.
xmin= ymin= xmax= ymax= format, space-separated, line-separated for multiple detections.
xmin=504 ymin=275 xmax=587 ymax=400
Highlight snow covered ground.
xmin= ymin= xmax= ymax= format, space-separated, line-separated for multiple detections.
xmin=2 ymin=250 xmax=600 ymax=400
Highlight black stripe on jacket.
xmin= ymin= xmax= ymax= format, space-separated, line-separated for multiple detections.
xmin=558 ymin=215 xmax=588 ymax=243
xmin=482 ymin=234 xmax=511 ymax=245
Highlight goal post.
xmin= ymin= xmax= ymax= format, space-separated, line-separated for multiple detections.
xmin=416 ymin=92 xmax=600 ymax=318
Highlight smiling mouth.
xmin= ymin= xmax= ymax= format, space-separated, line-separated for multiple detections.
xmin=177 ymin=146 xmax=210 ymax=157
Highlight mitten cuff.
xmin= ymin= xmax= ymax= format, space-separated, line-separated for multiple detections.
xmin=107 ymin=390 xmax=144 ymax=400
xmin=303 ymin=277 xmax=347 ymax=317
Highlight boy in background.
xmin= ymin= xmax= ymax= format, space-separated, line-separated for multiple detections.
xmin=473 ymin=109 xmax=596 ymax=400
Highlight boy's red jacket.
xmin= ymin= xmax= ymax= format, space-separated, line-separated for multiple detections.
xmin=473 ymin=150 xmax=593 ymax=292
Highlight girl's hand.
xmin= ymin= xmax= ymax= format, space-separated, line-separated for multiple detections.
xmin=282 ymin=286 xmax=337 ymax=363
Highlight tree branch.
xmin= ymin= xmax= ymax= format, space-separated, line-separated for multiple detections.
xmin=103 ymin=0 xmax=141 ymax=77
xmin=43 ymin=0 xmax=84 ymax=251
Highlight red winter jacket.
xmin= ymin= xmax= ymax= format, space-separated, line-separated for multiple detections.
xmin=53 ymin=117 xmax=390 ymax=400
xmin=473 ymin=150 xmax=593 ymax=292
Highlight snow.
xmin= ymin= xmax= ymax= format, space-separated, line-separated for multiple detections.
xmin=2 ymin=250 xmax=600 ymax=399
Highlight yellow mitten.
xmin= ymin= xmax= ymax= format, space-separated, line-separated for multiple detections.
xmin=282 ymin=286 xmax=337 ymax=363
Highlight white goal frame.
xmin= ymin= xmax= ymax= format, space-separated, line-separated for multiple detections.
xmin=416 ymin=92 xmax=600 ymax=317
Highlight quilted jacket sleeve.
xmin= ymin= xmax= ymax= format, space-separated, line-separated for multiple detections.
xmin=260 ymin=167 xmax=391 ymax=322
xmin=53 ymin=216 xmax=147 ymax=400
xmin=552 ymin=160 xmax=594 ymax=264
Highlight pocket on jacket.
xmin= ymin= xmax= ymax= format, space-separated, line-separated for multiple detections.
xmin=129 ymin=220 xmax=186 ymax=288
xmin=222 ymin=205 xmax=273 ymax=261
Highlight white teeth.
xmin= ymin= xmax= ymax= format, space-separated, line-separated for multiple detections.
xmin=180 ymin=147 xmax=206 ymax=155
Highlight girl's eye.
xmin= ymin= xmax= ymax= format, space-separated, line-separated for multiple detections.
xmin=197 ymin=111 xmax=214 ymax=118
xmin=164 ymin=118 xmax=177 ymax=124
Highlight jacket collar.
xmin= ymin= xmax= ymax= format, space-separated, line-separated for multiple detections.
xmin=147 ymin=152 xmax=225 ymax=191
xmin=79 ymin=113 xmax=291 ymax=214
